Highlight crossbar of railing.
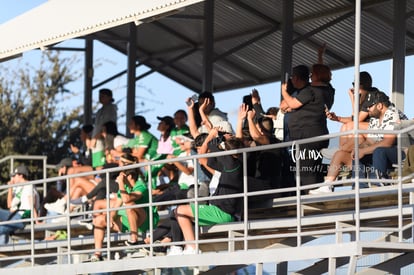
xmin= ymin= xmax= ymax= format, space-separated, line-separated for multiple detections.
xmin=1 ymin=124 xmax=414 ymax=268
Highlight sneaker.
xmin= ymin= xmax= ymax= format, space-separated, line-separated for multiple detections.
xmin=125 ymin=240 xmax=145 ymax=246
xmin=70 ymin=204 xmax=83 ymax=213
xmin=321 ymin=148 xmax=338 ymax=160
xmin=140 ymin=244 xmax=168 ymax=256
xmin=90 ymin=254 xmax=103 ymax=262
xmin=309 ymin=185 xmax=333 ymax=195
xmin=167 ymin=245 xmax=183 ymax=256
xmin=44 ymin=198 xmax=66 ymax=214
xmin=70 ymin=195 xmax=88 ymax=205
xmin=78 ymin=220 xmax=93 ymax=230
xmin=139 ymin=240 xmax=167 ymax=256
xmin=183 ymin=246 xmax=201 ymax=255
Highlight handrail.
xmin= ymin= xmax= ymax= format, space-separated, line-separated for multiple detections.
xmin=0 ymin=155 xmax=48 ymax=197
xmin=0 ymin=124 xmax=413 ymax=271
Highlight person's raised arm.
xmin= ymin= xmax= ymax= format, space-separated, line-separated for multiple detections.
xmin=317 ymin=43 xmax=326 ymax=64
xmin=186 ymin=98 xmax=200 ymax=138
xmin=199 ymin=128 xmax=219 ymax=154
xmin=281 ymin=83 xmax=303 ymax=110
xmin=199 ymin=98 xmax=213 ymax=132
xmin=251 ymin=89 xmax=265 ymax=122
xmin=247 ymin=109 xmax=270 ymax=145
xmin=235 ymin=104 xmax=248 ymax=139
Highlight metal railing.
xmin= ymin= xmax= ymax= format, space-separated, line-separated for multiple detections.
xmin=0 ymin=155 xmax=48 ymax=197
xmin=1 ymin=124 xmax=414 ymax=273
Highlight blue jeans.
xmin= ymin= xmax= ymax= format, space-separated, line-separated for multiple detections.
xmin=353 ymin=146 xmax=405 ymax=188
xmin=372 ymin=146 xmax=405 ymax=177
xmin=0 ymin=208 xmax=25 ymax=245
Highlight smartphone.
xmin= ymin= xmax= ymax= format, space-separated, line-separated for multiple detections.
xmin=324 ymin=104 xmax=329 ymax=112
xmin=243 ymin=94 xmax=253 ymax=110
xmin=284 ymin=72 xmax=289 ymax=83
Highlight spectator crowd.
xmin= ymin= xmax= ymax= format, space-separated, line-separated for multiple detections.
xmin=2 ymin=46 xmax=414 ymax=261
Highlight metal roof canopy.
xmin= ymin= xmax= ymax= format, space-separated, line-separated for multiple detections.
xmin=0 ymin=0 xmax=412 ymax=125
xmin=84 ymin=0 xmax=413 ymax=91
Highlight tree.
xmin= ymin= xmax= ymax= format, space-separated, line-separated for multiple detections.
xmin=0 ymin=51 xmax=83 ymax=183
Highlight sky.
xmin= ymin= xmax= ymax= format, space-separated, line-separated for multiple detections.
xmin=1 ymin=1 xmax=414 ymax=140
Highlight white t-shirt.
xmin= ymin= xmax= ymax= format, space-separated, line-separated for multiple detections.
xmin=367 ymin=108 xmax=398 ymax=143
xmin=177 ymin=151 xmax=195 ymax=188
xmin=12 ymin=184 xmax=39 ymax=212
xmin=114 ymin=135 xmax=129 ymax=149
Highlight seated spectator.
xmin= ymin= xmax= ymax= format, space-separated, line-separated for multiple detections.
xmin=325 ymin=72 xmax=406 ymax=158
xmin=187 ymin=91 xmax=234 ymax=138
xmin=156 ymin=115 xmax=176 ymax=155
xmin=91 ymin=158 xmax=159 ymax=261
xmin=156 ymin=115 xmax=177 ymax=185
xmin=70 ymin=124 xmax=94 ymax=167
xmin=101 ymin=121 xmax=129 ymax=163
xmin=0 ymin=165 xmax=40 ymax=244
xmin=137 ymin=211 xmax=182 ymax=255
xmin=171 ymin=128 xmax=244 ymax=255
xmin=112 ymin=115 xmax=164 ymax=190
xmin=170 ymin=109 xmax=190 ymax=156
xmin=310 ymin=91 xmax=401 ymax=194
xmin=154 ymin=134 xmax=197 ymax=202
xmin=70 ymin=153 xmax=134 ymax=208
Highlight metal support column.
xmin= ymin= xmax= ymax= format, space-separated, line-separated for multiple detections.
xmin=202 ymin=0 xmax=214 ymax=93
xmin=277 ymin=262 xmax=288 ymax=275
xmin=392 ymin=0 xmax=406 ymax=112
xmin=280 ymin=0 xmax=293 ymax=96
xmin=126 ymin=23 xmax=137 ymax=137
xmin=84 ymin=39 xmax=93 ymax=125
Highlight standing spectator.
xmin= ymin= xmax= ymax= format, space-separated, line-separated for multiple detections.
xmin=90 ymin=88 xmax=118 ymax=169
xmin=0 ymin=165 xmax=40 ymax=244
xmin=281 ymin=65 xmax=330 ymax=188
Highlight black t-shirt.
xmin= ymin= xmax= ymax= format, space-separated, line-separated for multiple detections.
xmin=207 ymin=142 xmax=243 ymax=216
xmin=287 ymin=85 xmax=329 ymax=140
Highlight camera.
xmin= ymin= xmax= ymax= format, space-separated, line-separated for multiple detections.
xmin=186 ymin=93 xmax=199 ymax=106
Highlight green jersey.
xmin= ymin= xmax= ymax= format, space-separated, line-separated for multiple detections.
xmin=170 ymin=125 xmax=190 ymax=156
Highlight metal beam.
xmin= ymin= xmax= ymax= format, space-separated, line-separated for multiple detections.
xmin=126 ymin=23 xmax=137 ymax=136
xmin=202 ymin=0 xmax=214 ymax=92
xmin=355 ymin=252 xmax=414 ymax=274
xmin=391 ymin=0 xmax=406 ymax=112
xmin=292 ymin=11 xmax=354 ymax=65
xmin=228 ymin=0 xmax=279 ymax=26
xmin=281 ymin=0 xmax=293 ymax=94
xmin=213 ymin=26 xmax=279 ymax=63
xmin=83 ymin=39 xmax=93 ymax=125
xmin=135 ymin=48 xmax=197 ymax=81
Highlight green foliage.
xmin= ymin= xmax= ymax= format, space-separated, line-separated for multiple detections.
xmin=0 ymin=52 xmax=83 ymax=182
